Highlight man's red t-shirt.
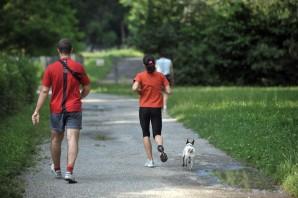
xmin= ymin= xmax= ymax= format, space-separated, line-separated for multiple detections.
xmin=42 ymin=57 xmax=90 ymax=113
xmin=134 ymin=71 xmax=169 ymax=108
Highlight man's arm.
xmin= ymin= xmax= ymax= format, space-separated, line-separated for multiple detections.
xmin=81 ymin=84 xmax=90 ymax=99
xmin=164 ymin=85 xmax=171 ymax=95
xmin=32 ymin=85 xmax=50 ymax=125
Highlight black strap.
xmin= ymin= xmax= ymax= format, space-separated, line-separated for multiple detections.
xmin=59 ymin=60 xmax=82 ymax=82
xmin=59 ymin=59 xmax=83 ymax=113
xmin=60 ymin=60 xmax=69 ymax=112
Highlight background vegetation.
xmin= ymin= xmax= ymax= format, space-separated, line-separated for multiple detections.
xmin=121 ymin=0 xmax=298 ymax=86
xmin=0 ymin=0 xmax=297 ymax=197
xmin=0 ymin=54 xmax=38 ymax=119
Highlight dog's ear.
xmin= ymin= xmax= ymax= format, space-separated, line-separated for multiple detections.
xmin=191 ymin=139 xmax=195 ymax=145
xmin=186 ymin=139 xmax=189 ymax=144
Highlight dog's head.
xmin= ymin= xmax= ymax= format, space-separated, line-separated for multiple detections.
xmin=186 ymin=138 xmax=195 ymax=146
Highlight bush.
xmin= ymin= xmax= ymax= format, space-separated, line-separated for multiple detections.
xmin=0 ymin=53 xmax=38 ymax=118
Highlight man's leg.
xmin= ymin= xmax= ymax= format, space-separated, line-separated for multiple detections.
xmin=51 ymin=130 xmax=64 ymax=170
xmin=66 ymin=128 xmax=80 ymax=172
xmin=163 ymin=92 xmax=168 ymax=110
xmin=143 ymin=136 xmax=153 ymax=160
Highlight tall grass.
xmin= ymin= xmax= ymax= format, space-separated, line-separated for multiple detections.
xmin=168 ymin=87 xmax=298 ymax=197
xmin=0 ymin=102 xmax=49 ymax=198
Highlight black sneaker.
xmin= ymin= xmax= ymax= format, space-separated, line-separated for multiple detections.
xmin=157 ymin=145 xmax=168 ymax=162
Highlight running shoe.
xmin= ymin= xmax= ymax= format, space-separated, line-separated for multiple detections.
xmin=144 ymin=160 xmax=154 ymax=168
xmin=157 ymin=145 xmax=168 ymax=162
xmin=65 ymin=171 xmax=77 ymax=184
xmin=50 ymin=164 xmax=62 ymax=179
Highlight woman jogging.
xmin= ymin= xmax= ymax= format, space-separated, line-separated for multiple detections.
xmin=132 ymin=54 xmax=171 ymax=167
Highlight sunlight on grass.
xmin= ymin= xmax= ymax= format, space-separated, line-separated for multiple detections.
xmin=82 ymin=48 xmax=143 ymax=58
xmin=168 ymin=86 xmax=298 ymax=194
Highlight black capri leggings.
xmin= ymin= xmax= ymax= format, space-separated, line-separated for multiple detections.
xmin=139 ymin=107 xmax=162 ymax=138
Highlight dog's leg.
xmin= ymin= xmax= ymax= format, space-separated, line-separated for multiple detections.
xmin=182 ymin=155 xmax=185 ymax=166
xmin=188 ymin=157 xmax=191 ymax=170
xmin=189 ymin=157 xmax=193 ymax=171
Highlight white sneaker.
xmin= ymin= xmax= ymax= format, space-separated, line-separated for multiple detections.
xmin=144 ymin=160 xmax=154 ymax=168
xmin=65 ymin=171 xmax=77 ymax=183
xmin=50 ymin=164 xmax=62 ymax=179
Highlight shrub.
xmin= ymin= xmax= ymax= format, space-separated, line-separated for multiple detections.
xmin=0 ymin=53 xmax=38 ymax=118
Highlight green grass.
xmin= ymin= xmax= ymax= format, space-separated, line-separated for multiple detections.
xmin=82 ymin=48 xmax=143 ymax=58
xmin=0 ymin=102 xmax=49 ymax=198
xmin=167 ymin=86 xmax=298 ymax=197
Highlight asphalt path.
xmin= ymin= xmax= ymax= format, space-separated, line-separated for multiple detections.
xmin=24 ymin=93 xmax=290 ymax=198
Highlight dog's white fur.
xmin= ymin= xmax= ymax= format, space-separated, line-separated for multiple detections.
xmin=182 ymin=139 xmax=195 ymax=170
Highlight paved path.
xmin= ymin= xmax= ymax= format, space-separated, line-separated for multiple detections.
xmin=24 ymin=93 xmax=289 ymax=198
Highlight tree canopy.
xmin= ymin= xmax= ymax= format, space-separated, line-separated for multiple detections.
xmin=0 ymin=0 xmax=82 ymax=55
xmin=121 ymin=0 xmax=298 ymax=85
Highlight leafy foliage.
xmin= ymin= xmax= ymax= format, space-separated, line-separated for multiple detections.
xmin=70 ymin=0 xmax=128 ymax=50
xmin=0 ymin=0 xmax=82 ymax=55
xmin=0 ymin=53 xmax=38 ymax=118
xmin=121 ymin=0 xmax=298 ymax=85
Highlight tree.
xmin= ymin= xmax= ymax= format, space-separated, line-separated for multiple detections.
xmin=0 ymin=0 xmax=82 ymax=55
xmin=122 ymin=0 xmax=298 ymax=85
xmin=70 ymin=0 xmax=128 ymax=50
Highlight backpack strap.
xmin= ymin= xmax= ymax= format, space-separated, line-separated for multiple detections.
xmin=58 ymin=60 xmax=82 ymax=82
xmin=59 ymin=59 xmax=83 ymax=113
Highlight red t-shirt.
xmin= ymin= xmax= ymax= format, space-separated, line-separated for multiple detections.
xmin=42 ymin=58 xmax=90 ymax=113
xmin=134 ymin=71 xmax=169 ymax=108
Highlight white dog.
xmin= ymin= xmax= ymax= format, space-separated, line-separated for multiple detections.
xmin=182 ymin=139 xmax=195 ymax=170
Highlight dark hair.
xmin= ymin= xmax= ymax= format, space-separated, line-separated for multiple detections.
xmin=143 ymin=54 xmax=155 ymax=66
xmin=143 ymin=55 xmax=156 ymax=73
xmin=57 ymin=38 xmax=72 ymax=54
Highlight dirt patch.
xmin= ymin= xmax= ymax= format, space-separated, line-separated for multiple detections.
xmin=95 ymin=134 xmax=113 ymax=141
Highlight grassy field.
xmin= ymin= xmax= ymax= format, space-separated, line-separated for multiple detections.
xmin=0 ymin=102 xmax=49 ymax=198
xmin=168 ymin=87 xmax=298 ymax=197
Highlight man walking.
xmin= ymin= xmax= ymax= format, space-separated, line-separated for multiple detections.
xmin=132 ymin=55 xmax=171 ymax=167
xmin=32 ymin=38 xmax=90 ymax=183
xmin=156 ymin=51 xmax=174 ymax=112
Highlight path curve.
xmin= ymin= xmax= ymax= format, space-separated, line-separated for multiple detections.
xmin=24 ymin=93 xmax=290 ymax=198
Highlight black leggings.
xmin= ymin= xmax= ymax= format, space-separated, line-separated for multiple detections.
xmin=139 ymin=107 xmax=162 ymax=138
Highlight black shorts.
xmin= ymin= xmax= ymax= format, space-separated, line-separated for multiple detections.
xmin=139 ymin=107 xmax=162 ymax=138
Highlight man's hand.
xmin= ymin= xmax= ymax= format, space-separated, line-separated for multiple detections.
xmin=32 ymin=111 xmax=40 ymax=125
xmin=137 ymin=88 xmax=142 ymax=95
